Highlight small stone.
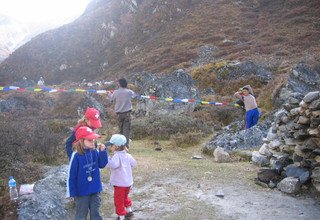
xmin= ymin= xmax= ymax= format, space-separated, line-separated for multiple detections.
xmin=192 ymin=155 xmax=203 ymax=159
xmin=215 ymin=189 xmax=224 ymax=198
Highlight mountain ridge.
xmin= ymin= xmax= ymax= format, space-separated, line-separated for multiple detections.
xmin=0 ymin=0 xmax=319 ymax=85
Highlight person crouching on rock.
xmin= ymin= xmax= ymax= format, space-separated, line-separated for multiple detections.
xmin=65 ymin=107 xmax=102 ymax=160
xmin=106 ymin=134 xmax=137 ymax=220
xmin=67 ymin=126 xmax=108 ymax=220
xmin=234 ymin=85 xmax=259 ymax=129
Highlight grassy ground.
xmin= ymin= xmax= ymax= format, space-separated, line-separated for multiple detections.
xmin=99 ymin=139 xmax=248 ymax=219
xmin=95 ymin=139 xmax=320 ymax=220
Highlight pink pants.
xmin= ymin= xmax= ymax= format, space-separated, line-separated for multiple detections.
xmin=114 ymin=186 xmax=132 ymax=216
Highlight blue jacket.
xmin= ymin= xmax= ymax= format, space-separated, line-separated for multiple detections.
xmin=67 ymin=149 xmax=108 ymax=197
xmin=65 ymin=131 xmax=75 ymax=160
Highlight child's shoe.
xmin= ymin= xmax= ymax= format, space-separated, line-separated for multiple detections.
xmin=125 ymin=211 xmax=134 ymax=218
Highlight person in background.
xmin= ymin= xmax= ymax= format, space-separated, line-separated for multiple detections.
xmin=108 ymin=78 xmax=136 ymax=147
xmin=37 ymin=76 xmax=45 ymax=86
xmin=67 ymin=126 xmax=108 ymax=220
xmin=234 ymin=85 xmax=259 ymax=129
xmin=65 ymin=107 xmax=102 ymax=160
xmin=106 ymin=134 xmax=137 ymax=220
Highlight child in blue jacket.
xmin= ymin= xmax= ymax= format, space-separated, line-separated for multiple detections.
xmin=67 ymin=126 xmax=108 ymax=220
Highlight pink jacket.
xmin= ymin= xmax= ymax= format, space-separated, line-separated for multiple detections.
xmin=108 ymin=150 xmax=137 ymax=187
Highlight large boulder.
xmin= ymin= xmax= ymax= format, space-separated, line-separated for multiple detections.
xmin=287 ymin=63 xmax=320 ymax=95
xmin=215 ymin=60 xmax=272 ymax=83
xmin=203 ymin=119 xmax=271 ymax=152
xmin=18 ymin=165 xmax=69 ymax=220
xmin=131 ymin=69 xmax=199 ymax=115
xmin=277 ymin=177 xmax=301 ymax=194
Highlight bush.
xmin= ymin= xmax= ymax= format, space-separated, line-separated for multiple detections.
xmin=192 ymin=105 xmax=245 ymax=127
xmin=0 ymin=113 xmax=67 ymax=182
xmin=131 ymin=114 xmax=212 ymax=140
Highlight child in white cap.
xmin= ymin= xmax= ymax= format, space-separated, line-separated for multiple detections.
xmin=106 ymin=134 xmax=137 ymax=220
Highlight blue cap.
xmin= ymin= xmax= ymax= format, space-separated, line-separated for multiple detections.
xmin=105 ymin=134 xmax=127 ymax=147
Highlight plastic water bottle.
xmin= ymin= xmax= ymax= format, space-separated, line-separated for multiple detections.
xmin=8 ymin=176 xmax=18 ymax=201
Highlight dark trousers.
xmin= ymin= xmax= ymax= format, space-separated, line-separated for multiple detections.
xmin=117 ymin=112 xmax=131 ymax=145
xmin=74 ymin=193 xmax=102 ymax=220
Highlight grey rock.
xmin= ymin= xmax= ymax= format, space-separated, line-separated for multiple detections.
xmin=293 ymin=129 xmax=309 ymax=140
xmin=259 ymin=143 xmax=273 ymax=157
xmin=252 ymin=151 xmax=270 ymax=166
xmin=289 ymin=97 xmax=300 ymax=106
xmin=310 ymin=117 xmax=320 ymax=129
xmin=213 ymin=147 xmax=231 ymax=163
xmin=298 ymin=116 xmax=310 ymax=125
xmin=277 ymin=177 xmax=301 ymax=194
xmin=311 ymin=110 xmax=320 ymax=118
xmin=270 ymin=157 xmax=291 ymax=173
xmin=227 ymin=61 xmax=272 ymax=83
xmin=257 ymin=168 xmax=282 ymax=184
xmin=18 ymin=165 xmax=69 ymax=220
xmin=192 ymin=155 xmax=203 ymax=160
xmin=286 ymin=164 xmax=311 ymax=184
xmin=299 ymin=100 xmax=309 ymax=108
xmin=289 ymin=107 xmax=301 ymax=117
xmin=284 ymin=138 xmax=296 ymax=146
xmin=269 ymin=140 xmax=282 ymax=150
xmin=311 ymin=167 xmax=320 ymax=182
xmin=309 ymin=99 xmax=320 ymax=111
xmin=303 ymin=91 xmax=320 ymax=103
xmin=215 ymin=189 xmax=225 ymax=198
xmin=293 ymin=153 xmax=303 ymax=163
xmin=204 ymin=119 xmax=270 ymax=152
xmin=131 ymin=70 xmax=199 ymax=115
xmin=288 ymin=63 xmax=320 ymax=95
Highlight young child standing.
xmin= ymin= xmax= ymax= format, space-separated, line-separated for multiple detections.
xmin=234 ymin=85 xmax=259 ymax=129
xmin=67 ymin=126 xmax=108 ymax=220
xmin=106 ymin=134 xmax=137 ymax=220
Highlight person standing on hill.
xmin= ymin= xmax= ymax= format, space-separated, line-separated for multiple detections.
xmin=234 ymin=85 xmax=259 ymax=129
xmin=108 ymin=78 xmax=136 ymax=147
xmin=65 ymin=107 xmax=102 ymax=160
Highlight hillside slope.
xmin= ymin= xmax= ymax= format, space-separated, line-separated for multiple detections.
xmin=0 ymin=0 xmax=319 ymax=85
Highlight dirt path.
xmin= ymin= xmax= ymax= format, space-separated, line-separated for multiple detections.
xmin=99 ymin=140 xmax=320 ymax=220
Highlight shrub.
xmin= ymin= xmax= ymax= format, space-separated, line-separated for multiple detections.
xmin=131 ymin=114 xmax=212 ymax=140
xmin=192 ymin=105 xmax=245 ymax=127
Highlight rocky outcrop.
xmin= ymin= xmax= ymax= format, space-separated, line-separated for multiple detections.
xmin=277 ymin=63 xmax=320 ymax=107
xmin=216 ymin=61 xmax=272 ymax=83
xmin=288 ymin=63 xmax=320 ymax=94
xmin=131 ymin=69 xmax=199 ymax=115
xmin=203 ymin=118 xmax=271 ymax=153
xmin=254 ymin=91 xmax=320 ymax=193
xmin=18 ymin=166 xmax=69 ymax=220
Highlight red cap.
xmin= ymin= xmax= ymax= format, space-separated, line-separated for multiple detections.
xmin=84 ymin=107 xmax=102 ymax=129
xmin=74 ymin=127 xmax=100 ymax=143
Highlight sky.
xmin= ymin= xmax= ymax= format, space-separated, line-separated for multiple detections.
xmin=0 ymin=0 xmax=91 ymax=24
